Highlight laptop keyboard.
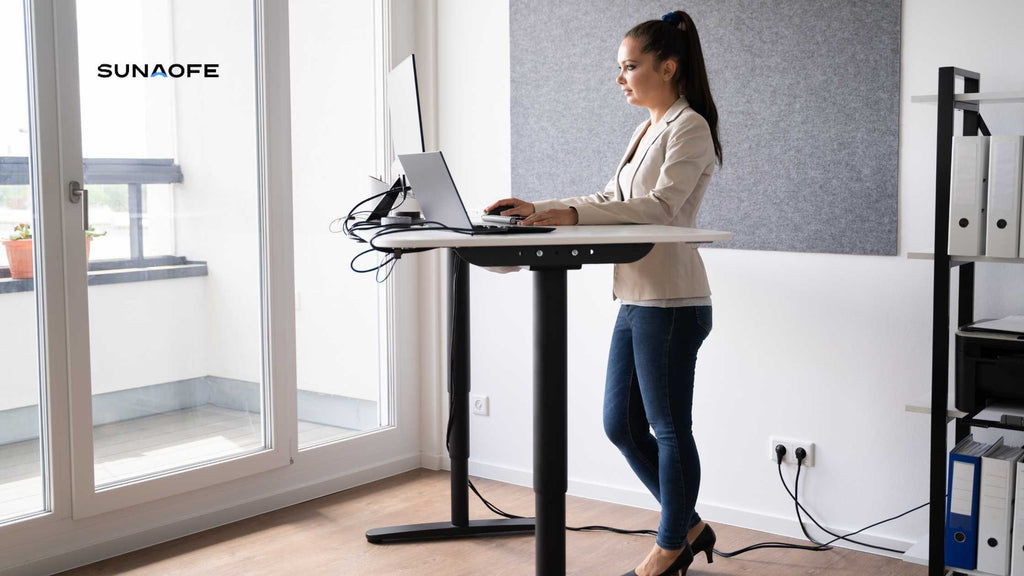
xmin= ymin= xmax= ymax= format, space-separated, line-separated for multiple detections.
xmin=472 ymin=224 xmax=555 ymax=234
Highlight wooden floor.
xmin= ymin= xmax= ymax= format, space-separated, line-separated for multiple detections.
xmin=0 ymin=405 xmax=353 ymax=522
xmin=59 ymin=469 xmax=927 ymax=576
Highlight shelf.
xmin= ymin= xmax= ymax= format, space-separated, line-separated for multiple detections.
xmin=905 ymin=397 xmax=968 ymax=420
xmin=918 ymin=68 xmax=1022 ymax=575
xmin=912 ymin=91 xmax=1024 ymax=104
xmin=907 ymin=399 xmax=1024 ymax=430
xmin=957 ymin=329 xmax=1024 ymax=342
xmin=908 ymin=252 xmax=1024 ymax=265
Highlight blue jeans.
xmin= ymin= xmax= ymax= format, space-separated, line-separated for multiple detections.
xmin=603 ymin=305 xmax=712 ymax=550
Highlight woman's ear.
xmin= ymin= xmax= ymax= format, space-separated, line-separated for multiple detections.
xmin=661 ymin=58 xmax=677 ymax=83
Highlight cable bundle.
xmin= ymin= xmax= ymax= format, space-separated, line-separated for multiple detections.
xmin=335 ymin=182 xmax=473 ymax=282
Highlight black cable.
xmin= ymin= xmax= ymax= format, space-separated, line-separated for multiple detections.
xmin=793 ymin=457 xmax=832 ymax=549
xmin=466 ymin=476 xmax=659 ymax=536
xmin=716 ymin=448 xmax=922 ymax=558
xmin=339 ymin=183 xmax=411 ymax=239
xmin=360 ymin=221 xmax=472 ymax=280
xmin=376 ymin=254 xmax=398 ymax=283
xmin=817 ymin=501 xmax=929 ymax=548
xmin=782 ymin=451 xmax=910 ymax=554
xmin=337 ymin=183 xmax=415 ymax=280
xmin=367 ymin=221 xmax=473 ymax=253
xmin=338 ymin=181 xmax=465 ymax=280
xmin=350 ymin=248 xmax=385 ymax=274
xmin=468 ymin=443 xmax=929 ymax=558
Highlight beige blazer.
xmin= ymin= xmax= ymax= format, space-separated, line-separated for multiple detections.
xmin=533 ymin=96 xmax=716 ymax=301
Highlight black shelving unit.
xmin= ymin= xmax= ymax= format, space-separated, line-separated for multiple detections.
xmin=927 ymin=67 xmax=1022 ymax=575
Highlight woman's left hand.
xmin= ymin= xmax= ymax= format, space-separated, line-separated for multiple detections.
xmin=520 ymin=208 xmax=579 ymax=226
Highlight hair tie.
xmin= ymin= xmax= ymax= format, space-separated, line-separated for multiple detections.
xmin=661 ymin=11 xmax=686 ymax=30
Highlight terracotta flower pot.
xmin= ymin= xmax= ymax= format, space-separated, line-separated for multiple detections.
xmin=3 ymin=237 xmax=94 ymax=280
xmin=3 ymin=239 xmax=33 ymax=279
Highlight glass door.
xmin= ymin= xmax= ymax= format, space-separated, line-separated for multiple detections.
xmin=56 ymin=0 xmax=293 ymax=518
xmin=0 ymin=3 xmax=420 ymax=571
xmin=0 ymin=0 xmax=47 ymax=525
xmin=290 ymin=0 xmax=391 ymax=449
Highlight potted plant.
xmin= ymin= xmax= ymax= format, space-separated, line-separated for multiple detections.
xmin=85 ymin=226 xmax=106 ymax=262
xmin=3 ymin=223 xmax=33 ymax=279
xmin=2 ymin=224 xmax=107 ymax=279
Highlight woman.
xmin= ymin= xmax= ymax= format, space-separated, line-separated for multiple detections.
xmin=485 ymin=10 xmax=722 ymax=576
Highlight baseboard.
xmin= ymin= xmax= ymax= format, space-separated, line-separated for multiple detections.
xmin=420 ymin=451 xmax=444 ymax=471
xmin=464 ymin=460 xmax=915 ymax=559
xmin=4 ymin=453 xmax=421 ymax=576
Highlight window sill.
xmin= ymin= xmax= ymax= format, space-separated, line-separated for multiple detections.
xmin=0 ymin=257 xmax=208 ymax=294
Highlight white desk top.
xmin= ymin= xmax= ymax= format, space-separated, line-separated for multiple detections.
xmin=360 ymin=224 xmax=732 ymax=249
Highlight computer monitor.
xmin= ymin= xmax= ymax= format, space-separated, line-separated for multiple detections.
xmin=366 ymin=54 xmax=424 ymax=222
xmin=388 ymin=54 xmax=425 ymax=157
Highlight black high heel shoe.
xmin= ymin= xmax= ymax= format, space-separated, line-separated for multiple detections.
xmin=619 ymin=545 xmax=694 ymax=576
xmin=689 ymin=523 xmax=716 ymax=564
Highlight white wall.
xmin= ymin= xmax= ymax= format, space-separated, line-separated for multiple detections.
xmin=433 ymin=0 xmax=1024 ymax=551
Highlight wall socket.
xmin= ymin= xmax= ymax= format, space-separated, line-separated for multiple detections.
xmin=471 ymin=395 xmax=489 ymax=416
xmin=769 ymin=437 xmax=815 ymax=467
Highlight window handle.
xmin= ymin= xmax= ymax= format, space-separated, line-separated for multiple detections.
xmin=69 ymin=180 xmax=88 ymax=231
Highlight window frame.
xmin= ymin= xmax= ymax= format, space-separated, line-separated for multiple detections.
xmin=1 ymin=156 xmax=184 ymax=267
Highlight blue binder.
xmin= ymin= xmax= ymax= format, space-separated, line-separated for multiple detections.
xmin=945 ymin=435 xmax=1001 ymax=569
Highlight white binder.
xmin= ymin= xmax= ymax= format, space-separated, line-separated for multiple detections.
xmin=1010 ymin=458 xmax=1024 ymax=575
xmin=978 ymin=443 xmax=1024 ymax=575
xmin=950 ymin=136 xmax=990 ymax=256
xmin=987 ymin=136 xmax=1024 ymax=258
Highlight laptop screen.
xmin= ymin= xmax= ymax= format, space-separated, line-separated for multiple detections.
xmin=397 ymin=151 xmax=474 ymax=230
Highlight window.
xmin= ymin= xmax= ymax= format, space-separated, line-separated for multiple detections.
xmin=0 ymin=158 xmax=182 ymax=268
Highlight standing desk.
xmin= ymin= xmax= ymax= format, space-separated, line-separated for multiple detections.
xmin=361 ymin=224 xmax=731 ymax=576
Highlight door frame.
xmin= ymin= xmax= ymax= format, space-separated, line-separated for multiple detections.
xmin=56 ymin=0 xmax=293 ymax=519
xmin=0 ymin=1 xmax=424 ymax=573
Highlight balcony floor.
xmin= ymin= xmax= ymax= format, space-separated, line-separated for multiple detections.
xmin=0 ymin=404 xmax=356 ymax=522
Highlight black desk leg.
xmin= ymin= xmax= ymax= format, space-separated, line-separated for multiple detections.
xmin=534 ymin=268 xmax=568 ymax=576
xmin=366 ymin=250 xmax=535 ymax=543
xmin=450 ymin=249 xmax=470 ymax=526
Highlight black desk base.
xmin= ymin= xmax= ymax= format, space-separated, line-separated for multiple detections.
xmin=366 ymin=243 xmax=653 ymax=576
xmin=366 ymin=518 xmax=536 ymax=543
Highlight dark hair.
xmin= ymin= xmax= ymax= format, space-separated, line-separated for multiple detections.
xmin=626 ymin=11 xmax=722 ymax=166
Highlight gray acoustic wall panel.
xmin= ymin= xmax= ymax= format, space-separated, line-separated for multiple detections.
xmin=510 ymin=1 xmax=900 ymax=255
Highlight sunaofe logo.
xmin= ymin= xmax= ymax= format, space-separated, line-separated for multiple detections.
xmin=97 ymin=63 xmax=220 ymax=78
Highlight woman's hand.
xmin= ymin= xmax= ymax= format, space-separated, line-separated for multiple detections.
xmin=521 ymin=208 xmax=579 ymax=227
xmin=485 ymin=197 xmax=535 ymax=217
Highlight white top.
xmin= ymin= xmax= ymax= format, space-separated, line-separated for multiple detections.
xmin=616 ymin=122 xmax=657 ymax=199
xmin=360 ymin=224 xmax=731 ymax=250
xmin=618 ymin=158 xmax=638 ymax=200
xmin=619 ymin=296 xmax=711 ymax=308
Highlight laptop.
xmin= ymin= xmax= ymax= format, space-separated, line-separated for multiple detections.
xmin=397 ymin=151 xmax=555 ymax=235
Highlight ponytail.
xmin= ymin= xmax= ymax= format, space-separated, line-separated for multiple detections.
xmin=625 ymin=11 xmax=722 ymax=166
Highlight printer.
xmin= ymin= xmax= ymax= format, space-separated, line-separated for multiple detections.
xmin=956 ymin=329 xmax=1024 ymax=414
